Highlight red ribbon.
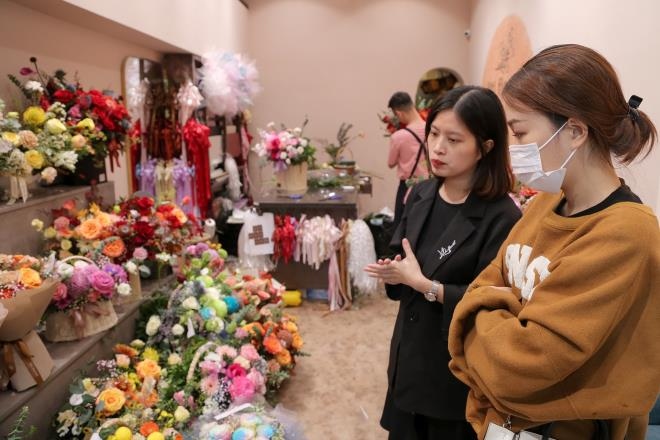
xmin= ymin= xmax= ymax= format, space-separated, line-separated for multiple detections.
xmin=183 ymin=118 xmax=212 ymax=217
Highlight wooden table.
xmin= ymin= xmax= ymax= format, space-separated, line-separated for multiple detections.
xmin=254 ymin=190 xmax=358 ymax=289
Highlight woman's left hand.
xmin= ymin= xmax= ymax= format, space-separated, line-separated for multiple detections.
xmin=364 ymin=238 xmax=424 ymax=288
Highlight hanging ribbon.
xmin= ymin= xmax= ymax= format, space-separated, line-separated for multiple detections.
xmin=172 ymin=158 xmax=193 ymax=210
xmin=273 ymin=215 xmax=296 ymax=264
xmin=7 ymin=174 xmax=29 ymax=205
xmin=1 ymin=339 xmax=44 ymax=385
xmin=139 ymin=158 xmax=157 ymax=196
xmin=183 ymin=118 xmax=212 ymax=217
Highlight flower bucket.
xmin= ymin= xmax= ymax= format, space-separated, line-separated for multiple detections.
xmin=275 ymin=162 xmax=308 ymax=194
xmin=44 ymin=300 xmax=118 ymax=342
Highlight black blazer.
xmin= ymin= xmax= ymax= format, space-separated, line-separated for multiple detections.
xmin=385 ymin=178 xmax=521 ymax=420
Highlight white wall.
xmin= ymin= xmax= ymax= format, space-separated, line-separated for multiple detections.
xmin=468 ymin=0 xmax=660 ymax=211
xmin=63 ymin=0 xmax=249 ymax=54
xmin=247 ymin=0 xmax=471 ymax=215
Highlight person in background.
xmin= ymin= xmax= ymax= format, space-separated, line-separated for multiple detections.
xmin=387 ymin=91 xmax=429 ymax=227
xmin=448 ymin=44 xmax=660 ymax=440
xmin=366 ymin=86 xmax=521 ymax=440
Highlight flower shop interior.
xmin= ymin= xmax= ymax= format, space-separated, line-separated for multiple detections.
xmin=1 ymin=1 xmax=659 ymax=439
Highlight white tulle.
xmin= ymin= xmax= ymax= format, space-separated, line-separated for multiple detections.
xmin=348 ymin=219 xmax=378 ymax=294
xmin=224 ymin=155 xmax=242 ymax=201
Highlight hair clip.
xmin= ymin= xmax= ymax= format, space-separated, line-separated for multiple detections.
xmin=628 ymin=95 xmax=643 ymax=123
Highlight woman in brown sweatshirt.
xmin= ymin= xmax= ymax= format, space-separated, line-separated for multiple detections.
xmin=448 ymin=44 xmax=660 ymax=440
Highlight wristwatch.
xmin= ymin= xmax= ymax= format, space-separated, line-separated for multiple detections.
xmin=424 ymin=281 xmax=441 ymax=302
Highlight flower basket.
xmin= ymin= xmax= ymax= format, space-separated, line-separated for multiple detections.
xmin=275 ymin=162 xmax=308 ymax=194
xmin=61 ymin=155 xmax=107 ymax=186
xmin=44 ymin=299 xmax=117 ymax=342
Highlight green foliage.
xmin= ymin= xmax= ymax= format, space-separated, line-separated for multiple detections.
xmin=6 ymin=406 xmax=36 ymax=440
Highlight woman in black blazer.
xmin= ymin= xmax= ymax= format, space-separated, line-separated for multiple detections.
xmin=366 ymin=86 xmax=521 ymax=440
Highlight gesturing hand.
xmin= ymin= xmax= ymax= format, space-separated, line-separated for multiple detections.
xmin=364 ymin=238 xmax=424 ymax=288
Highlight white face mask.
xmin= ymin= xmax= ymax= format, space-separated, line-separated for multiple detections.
xmin=509 ymin=121 xmax=576 ymax=193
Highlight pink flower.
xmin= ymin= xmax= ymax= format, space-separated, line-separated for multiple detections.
xmin=199 ymin=359 xmax=222 ymax=376
xmin=54 ymin=216 xmax=70 ymax=231
xmin=20 ymin=67 xmax=34 ymax=76
xmin=229 ymin=375 xmax=255 ymax=403
xmin=226 ymin=363 xmax=246 ymax=379
xmin=266 ymin=133 xmax=280 ymax=151
xmin=88 ymin=270 xmax=115 ymax=297
xmin=239 ymin=344 xmax=260 ymax=362
xmin=200 ymin=375 xmax=219 ymax=396
xmin=216 ymin=345 xmax=237 ymax=359
xmin=247 ymin=369 xmax=266 ymax=394
xmin=69 ymin=268 xmax=90 ymax=296
xmin=234 ymin=328 xmax=248 ymax=339
xmin=53 ymin=283 xmax=71 ymax=309
xmin=173 ymin=390 xmax=186 ymax=406
xmin=132 ymin=247 xmax=148 ymax=261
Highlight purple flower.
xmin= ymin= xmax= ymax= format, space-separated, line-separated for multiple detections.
xmin=103 ymin=263 xmax=127 ymax=283
xmin=67 ymin=105 xmax=82 ymax=120
xmin=195 ymin=242 xmax=210 ymax=254
xmin=203 ymin=249 xmax=219 ymax=261
xmin=20 ymin=67 xmax=34 ymax=76
xmin=69 ymin=268 xmax=91 ymax=296
xmin=89 ymin=270 xmax=115 ymax=297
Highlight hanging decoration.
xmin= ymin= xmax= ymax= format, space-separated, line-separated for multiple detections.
xmin=183 ymin=118 xmax=212 ymax=216
xmin=347 ymin=219 xmax=378 ymax=294
xmin=272 ymin=215 xmax=297 ymax=264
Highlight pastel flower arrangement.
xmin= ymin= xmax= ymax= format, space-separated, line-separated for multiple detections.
xmin=176 ymin=241 xmax=228 ymax=282
xmin=50 ymin=258 xmax=130 ymax=313
xmin=252 ymin=119 xmax=316 ymax=172
xmin=197 ymin=408 xmax=286 ymax=440
xmin=54 ymin=341 xmax=184 ymax=440
xmin=0 ymin=253 xmax=50 ymax=298
xmin=9 ymin=57 xmax=131 ymax=170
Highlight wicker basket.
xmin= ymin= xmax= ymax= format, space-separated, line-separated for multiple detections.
xmin=44 ymin=256 xmax=118 ymax=342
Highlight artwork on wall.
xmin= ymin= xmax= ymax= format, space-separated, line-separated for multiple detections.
xmin=481 ymin=14 xmax=533 ymax=97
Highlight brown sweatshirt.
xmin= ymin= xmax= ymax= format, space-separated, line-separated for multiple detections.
xmin=448 ymin=192 xmax=660 ymax=440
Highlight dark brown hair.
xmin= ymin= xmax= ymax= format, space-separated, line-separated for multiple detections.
xmin=425 ymin=85 xmax=514 ymax=199
xmin=503 ymin=44 xmax=656 ymax=164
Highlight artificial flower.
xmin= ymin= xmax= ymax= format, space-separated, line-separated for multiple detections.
xmin=18 ymin=130 xmax=38 ymax=149
xmin=45 ymin=118 xmax=67 ymax=135
xmin=18 ymin=267 xmax=41 ymax=288
xmin=78 ymin=218 xmax=103 ymax=240
xmin=102 ymin=238 xmax=126 ymax=258
xmin=135 ymin=359 xmax=161 ymax=380
xmin=292 ymin=333 xmax=304 ymax=350
xmin=171 ymin=324 xmax=185 ymax=336
xmin=22 ymin=106 xmax=46 ymax=126
xmin=76 ymin=118 xmax=95 ymax=131
xmin=168 ymin=353 xmax=182 ymax=366
xmin=71 ymin=134 xmax=87 ymax=150
xmin=276 ymin=349 xmax=292 ymax=366
xmin=24 ymin=150 xmax=45 ymax=169
xmin=31 ymin=219 xmax=44 ymax=232
xmin=88 ymin=270 xmax=115 ymax=296
xmin=53 ymin=150 xmax=78 ymax=171
xmin=145 ymin=315 xmax=161 ymax=336
xmin=116 ymin=282 xmax=131 ymax=296
xmin=173 ymin=406 xmax=190 ymax=423
xmin=40 ymin=166 xmax=57 ymax=184
xmin=140 ymin=421 xmax=160 ymax=436
xmin=115 ymin=343 xmax=139 ymax=358
xmin=263 ymin=334 xmax=284 ymax=355
xmin=96 ymin=387 xmax=126 ymax=415
xmin=60 ymin=239 xmax=72 ymax=251
xmin=142 ymin=347 xmax=159 ymax=362
xmin=181 ymin=297 xmax=200 ymax=310
xmin=115 ymin=354 xmax=131 ymax=368
xmin=125 ymin=261 xmax=138 ymax=274
xmin=56 ymin=262 xmax=74 ymax=278
xmin=132 ymin=247 xmax=148 ymax=261
xmin=44 ymin=227 xmax=57 ymax=239
xmin=2 ymin=131 xmax=19 ymax=146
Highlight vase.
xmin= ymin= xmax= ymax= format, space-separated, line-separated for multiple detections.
xmin=61 ymin=155 xmax=107 ymax=186
xmin=276 ymin=162 xmax=308 ymax=194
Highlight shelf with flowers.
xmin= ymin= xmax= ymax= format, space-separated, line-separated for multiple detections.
xmin=3 ymin=57 xmax=131 ymax=191
xmin=253 ymin=119 xmax=316 ymax=194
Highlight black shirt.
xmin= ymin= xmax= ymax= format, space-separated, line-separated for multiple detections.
xmin=415 ymin=193 xmax=464 ymax=263
xmin=556 ymin=182 xmax=642 ymax=217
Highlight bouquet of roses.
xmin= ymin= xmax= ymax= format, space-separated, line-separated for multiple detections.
xmin=252 ymin=119 xmax=316 ymax=172
xmin=50 ymin=257 xmax=130 ymax=313
xmin=0 ymin=253 xmax=47 ymax=299
xmin=10 ymin=57 xmax=131 ymax=169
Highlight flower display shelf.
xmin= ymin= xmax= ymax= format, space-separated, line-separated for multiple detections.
xmin=0 ymin=275 xmax=174 ymax=438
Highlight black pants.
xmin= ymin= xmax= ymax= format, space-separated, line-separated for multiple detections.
xmin=381 ymin=392 xmax=477 ymax=440
xmin=393 ymin=180 xmax=408 ymax=230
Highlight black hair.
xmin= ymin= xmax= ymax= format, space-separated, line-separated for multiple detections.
xmin=424 ymin=85 xmax=514 ymax=199
xmin=388 ymin=91 xmax=414 ymax=111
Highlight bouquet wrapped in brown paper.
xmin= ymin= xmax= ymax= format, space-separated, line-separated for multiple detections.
xmin=0 ymin=278 xmax=57 ymax=391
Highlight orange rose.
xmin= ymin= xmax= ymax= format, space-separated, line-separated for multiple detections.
xmin=140 ymin=421 xmax=160 ymax=436
xmin=291 ymin=333 xmax=304 ymax=350
xmin=18 ymin=267 xmax=41 ymax=288
xmin=102 ymin=238 xmax=126 ymax=258
xmin=172 ymin=207 xmax=188 ymax=224
xmin=263 ymin=334 xmax=283 ymax=355
xmin=96 ymin=387 xmax=126 ymax=415
xmin=267 ymin=359 xmax=281 ymax=373
xmin=114 ymin=343 xmax=139 ymax=358
xmin=276 ymin=349 xmax=292 ymax=366
xmin=135 ymin=359 xmax=161 ymax=380
xmin=243 ymin=322 xmax=265 ymax=338
xmin=78 ymin=218 xmax=103 ymax=240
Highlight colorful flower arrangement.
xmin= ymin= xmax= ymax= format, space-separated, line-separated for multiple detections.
xmin=252 ymin=119 xmax=316 ymax=172
xmin=8 ymin=57 xmax=131 ymax=170
xmin=377 ymin=110 xmax=403 ymax=137
xmin=0 ymin=253 xmax=47 ymax=298
xmin=197 ymin=407 xmax=286 ymax=440
xmin=50 ymin=257 xmax=130 ymax=313
xmin=510 ymin=182 xmax=538 ymax=211
xmin=54 ymin=341 xmax=184 ymax=440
